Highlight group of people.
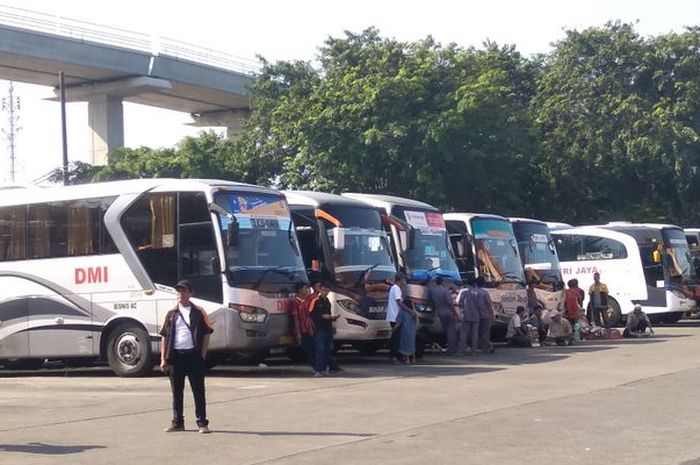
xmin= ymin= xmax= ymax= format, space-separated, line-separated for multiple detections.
xmin=505 ymin=272 xmax=655 ymax=348
xmin=158 ymin=272 xmax=658 ymax=434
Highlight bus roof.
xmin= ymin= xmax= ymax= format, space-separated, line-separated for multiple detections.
xmin=443 ymin=212 xmax=509 ymax=223
xmin=508 ymin=217 xmax=548 ymax=226
xmin=551 ymin=225 xmax=655 ymax=243
xmin=284 ymin=191 xmax=373 ymax=209
xmin=0 ymin=178 xmax=277 ymax=207
xmin=342 ymin=193 xmax=439 ymax=212
xmin=598 ymin=222 xmax=683 ymax=231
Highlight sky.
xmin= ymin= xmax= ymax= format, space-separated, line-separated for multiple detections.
xmin=0 ymin=0 xmax=699 ymax=183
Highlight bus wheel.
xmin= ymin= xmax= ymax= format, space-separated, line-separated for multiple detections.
xmin=106 ymin=324 xmax=154 ymax=377
xmin=606 ymin=298 xmax=623 ymax=327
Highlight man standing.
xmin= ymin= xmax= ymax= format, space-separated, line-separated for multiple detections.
xmin=160 ymin=280 xmax=214 ymax=434
xmin=474 ymin=276 xmax=495 ymax=354
xmin=387 ymin=272 xmax=415 ymax=363
xmin=429 ymin=277 xmax=457 ymax=355
xmin=291 ymin=282 xmax=314 ymax=368
xmin=624 ymin=304 xmax=655 ymax=337
xmin=588 ymin=272 xmax=610 ymax=328
xmin=457 ymin=277 xmax=479 ymax=355
xmin=308 ymin=282 xmax=338 ymax=376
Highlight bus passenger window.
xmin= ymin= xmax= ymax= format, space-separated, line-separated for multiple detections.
xmin=0 ymin=206 xmax=27 ymax=261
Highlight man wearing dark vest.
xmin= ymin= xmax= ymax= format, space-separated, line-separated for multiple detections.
xmin=160 ymin=280 xmax=214 ymax=433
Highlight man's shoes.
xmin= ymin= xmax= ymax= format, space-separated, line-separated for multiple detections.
xmin=164 ymin=423 xmax=184 ymax=432
xmin=198 ymin=425 xmax=211 ymax=434
xmin=313 ymin=371 xmax=324 ymax=377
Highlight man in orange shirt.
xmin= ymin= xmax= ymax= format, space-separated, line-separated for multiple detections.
xmin=290 ymin=282 xmax=314 ymax=369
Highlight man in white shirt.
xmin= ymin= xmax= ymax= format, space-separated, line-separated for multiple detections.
xmin=506 ymin=306 xmax=531 ymax=347
xmin=387 ymin=272 xmax=415 ymax=362
xmin=160 ymin=280 xmax=214 ymax=433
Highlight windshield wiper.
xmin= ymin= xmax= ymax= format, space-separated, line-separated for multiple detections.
xmin=497 ymin=271 xmax=526 ymax=284
xmin=353 ymin=263 xmax=380 ymax=289
xmin=252 ymin=266 xmax=296 ymax=290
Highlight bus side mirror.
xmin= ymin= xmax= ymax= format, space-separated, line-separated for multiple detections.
xmin=333 ymin=228 xmax=345 ymax=250
xmin=227 ymin=221 xmax=240 ymax=247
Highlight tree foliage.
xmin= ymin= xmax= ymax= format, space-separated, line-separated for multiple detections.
xmin=60 ymin=23 xmax=700 ymax=225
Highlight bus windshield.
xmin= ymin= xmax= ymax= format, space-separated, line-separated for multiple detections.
xmin=215 ymin=191 xmax=306 ymax=289
xmin=512 ymin=222 xmax=563 ymax=290
xmin=320 ymin=205 xmax=395 ymax=288
xmin=394 ymin=209 xmax=459 ymax=281
xmin=471 ymin=218 xmax=525 ymax=285
xmin=662 ymin=228 xmax=698 ymax=287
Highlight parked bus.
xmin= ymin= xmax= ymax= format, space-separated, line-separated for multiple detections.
xmin=0 ymin=179 xmax=307 ymax=376
xmin=443 ymin=213 xmax=528 ymax=326
xmin=283 ymin=192 xmax=394 ymax=352
xmin=552 ymin=223 xmax=697 ymax=325
xmin=343 ymin=194 xmax=461 ymax=342
xmin=509 ymin=218 xmax=565 ymax=311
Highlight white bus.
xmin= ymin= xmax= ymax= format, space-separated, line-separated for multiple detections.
xmin=443 ymin=213 xmax=528 ymax=326
xmin=0 ymin=179 xmax=307 ymax=376
xmin=343 ymin=194 xmax=461 ymax=343
xmin=509 ymin=218 xmax=565 ymax=311
xmin=284 ymin=192 xmax=395 ymax=352
xmin=553 ymin=223 xmax=697 ymax=325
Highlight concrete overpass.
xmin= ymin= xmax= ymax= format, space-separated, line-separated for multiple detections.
xmin=0 ymin=5 xmax=255 ymax=165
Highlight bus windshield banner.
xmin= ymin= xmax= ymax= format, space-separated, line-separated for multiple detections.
xmin=219 ymin=193 xmax=291 ymax=230
xmin=404 ymin=210 xmax=446 ymax=234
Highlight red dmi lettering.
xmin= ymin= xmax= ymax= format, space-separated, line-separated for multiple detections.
xmin=75 ymin=266 xmax=109 ymax=284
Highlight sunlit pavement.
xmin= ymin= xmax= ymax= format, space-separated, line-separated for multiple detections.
xmin=2 ymin=323 xmax=700 ymax=465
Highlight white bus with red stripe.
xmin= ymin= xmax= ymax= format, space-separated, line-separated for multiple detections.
xmin=0 ymin=179 xmax=307 ymax=375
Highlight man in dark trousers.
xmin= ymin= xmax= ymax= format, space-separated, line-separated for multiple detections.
xmin=308 ymin=282 xmax=338 ymax=376
xmin=160 ymin=280 xmax=214 ymax=433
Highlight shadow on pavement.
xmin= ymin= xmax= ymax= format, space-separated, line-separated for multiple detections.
xmin=0 ymin=442 xmax=106 ymax=455
xmin=209 ymin=430 xmax=377 ymax=437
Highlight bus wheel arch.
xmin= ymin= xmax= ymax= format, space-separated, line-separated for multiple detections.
xmin=606 ymin=298 xmax=623 ymax=327
xmin=102 ymin=319 xmax=155 ymax=377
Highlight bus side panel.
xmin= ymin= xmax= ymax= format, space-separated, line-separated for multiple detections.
xmin=559 ymin=259 xmax=646 ymax=315
xmin=0 ymin=277 xmax=30 ymax=359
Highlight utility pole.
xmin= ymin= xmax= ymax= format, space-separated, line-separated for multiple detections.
xmin=59 ymin=72 xmax=69 ymax=185
xmin=1 ymin=81 xmax=21 ymax=183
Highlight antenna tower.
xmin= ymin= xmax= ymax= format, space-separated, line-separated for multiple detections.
xmin=1 ymin=81 xmax=21 ymax=183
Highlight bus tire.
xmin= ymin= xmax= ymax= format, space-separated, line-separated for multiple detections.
xmin=106 ymin=324 xmax=154 ymax=377
xmin=606 ymin=298 xmax=623 ymax=327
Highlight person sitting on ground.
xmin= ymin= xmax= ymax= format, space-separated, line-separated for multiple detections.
xmin=545 ymin=311 xmax=573 ymax=346
xmin=506 ymin=306 xmax=532 ymax=347
xmin=526 ymin=305 xmax=547 ymax=345
xmin=623 ymin=304 xmax=655 ymax=338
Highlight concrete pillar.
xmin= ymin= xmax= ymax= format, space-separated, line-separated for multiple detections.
xmin=87 ymin=95 xmax=124 ymax=166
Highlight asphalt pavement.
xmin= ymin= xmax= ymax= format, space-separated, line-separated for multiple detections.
xmin=2 ymin=324 xmax=700 ymax=465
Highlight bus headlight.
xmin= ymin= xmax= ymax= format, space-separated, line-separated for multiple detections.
xmin=414 ymin=303 xmax=433 ymax=313
xmin=230 ymin=303 xmax=268 ymax=323
xmin=337 ymin=299 xmax=361 ymax=315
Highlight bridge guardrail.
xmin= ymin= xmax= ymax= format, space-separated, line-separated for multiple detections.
xmin=0 ymin=4 xmax=260 ymax=75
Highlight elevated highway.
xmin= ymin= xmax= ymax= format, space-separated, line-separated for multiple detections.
xmin=0 ymin=5 xmax=255 ymax=164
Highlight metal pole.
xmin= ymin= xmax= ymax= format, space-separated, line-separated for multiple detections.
xmin=59 ymin=71 xmax=68 ymax=185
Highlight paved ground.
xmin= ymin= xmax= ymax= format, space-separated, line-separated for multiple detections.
xmin=2 ymin=324 xmax=700 ymax=465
